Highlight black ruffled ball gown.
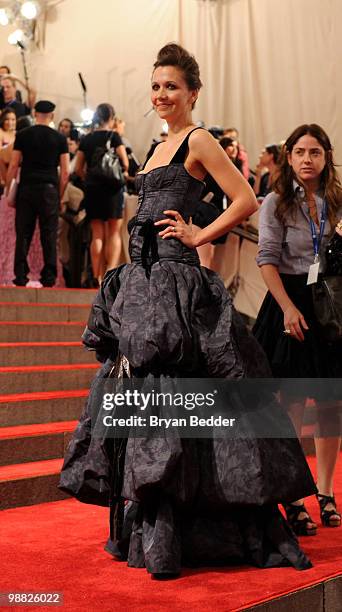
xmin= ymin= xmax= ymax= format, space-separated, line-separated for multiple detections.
xmin=60 ymin=129 xmax=316 ymax=576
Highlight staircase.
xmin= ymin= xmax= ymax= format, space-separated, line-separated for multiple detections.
xmin=0 ymin=286 xmax=97 ymax=510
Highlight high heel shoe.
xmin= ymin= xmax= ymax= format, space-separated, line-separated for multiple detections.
xmin=316 ymin=493 xmax=341 ymax=527
xmin=284 ymin=502 xmax=317 ymax=536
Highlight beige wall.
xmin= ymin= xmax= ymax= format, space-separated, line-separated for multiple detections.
xmin=0 ymin=0 xmax=341 ymax=166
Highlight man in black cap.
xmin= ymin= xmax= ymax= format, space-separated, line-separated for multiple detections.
xmin=5 ymin=100 xmax=69 ymax=286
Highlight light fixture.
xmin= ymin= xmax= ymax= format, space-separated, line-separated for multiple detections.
xmin=8 ymin=28 xmax=24 ymax=45
xmin=20 ymin=1 xmax=40 ymax=20
xmin=0 ymin=8 xmax=9 ymax=26
xmin=80 ymin=108 xmax=94 ymax=123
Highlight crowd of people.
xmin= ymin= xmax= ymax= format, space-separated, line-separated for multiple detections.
xmin=0 ymin=65 xmax=284 ymax=289
xmin=0 ymin=50 xmax=341 ymax=578
xmin=0 ymin=71 xmax=138 ymax=287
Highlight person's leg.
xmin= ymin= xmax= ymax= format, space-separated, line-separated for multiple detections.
xmin=314 ymin=401 xmax=341 ymax=525
xmin=105 ymin=218 xmax=123 ymax=270
xmin=14 ymin=187 xmax=37 ymax=285
xmin=285 ymin=400 xmax=305 ymax=439
xmin=37 ymin=185 xmax=59 ymax=287
xmin=90 ymin=219 xmax=105 ymax=283
xmin=104 ymin=189 xmax=124 ymax=271
xmin=316 ymin=437 xmax=341 ymax=492
xmin=281 ymin=393 xmax=317 ymax=534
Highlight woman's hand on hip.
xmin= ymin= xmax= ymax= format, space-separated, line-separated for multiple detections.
xmin=283 ymin=305 xmax=309 ymax=342
xmin=155 ymin=210 xmax=201 ymax=248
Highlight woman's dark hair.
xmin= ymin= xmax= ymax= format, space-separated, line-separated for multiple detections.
xmin=93 ymin=103 xmax=115 ymax=127
xmin=219 ymin=137 xmax=235 ymax=150
xmin=58 ymin=117 xmax=74 ymax=131
xmin=69 ymin=128 xmax=80 ymax=142
xmin=219 ymin=136 xmax=243 ymax=172
xmin=265 ymin=144 xmax=281 ymax=164
xmin=153 ymin=43 xmax=202 ymax=108
xmin=273 ymin=123 xmax=342 ymax=229
xmin=0 ymin=107 xmax=16 ymax=129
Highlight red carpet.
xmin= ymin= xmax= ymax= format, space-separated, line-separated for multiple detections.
xmin=1 ymin=456 xmax=341 ymax=611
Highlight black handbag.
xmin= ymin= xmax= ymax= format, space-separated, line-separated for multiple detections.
xmin=89 ymin=132 xmax=126 ymax=191
xmin=312 ymin=234 xmax=342 ymax=343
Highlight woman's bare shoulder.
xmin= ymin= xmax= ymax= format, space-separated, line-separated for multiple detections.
xmin=188 ymin=128 xmax=220 ymax=156
xmin=189 ymin=128 xmax=217 ymax=145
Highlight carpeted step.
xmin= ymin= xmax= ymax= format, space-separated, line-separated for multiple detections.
xmin=0 ymin=363 xmax=98 ymax=394
xmin=0 ymin=389 xmax=88 ymax=427
xmin=0 ymin=341 xmax=95 ymax=366
xmin=0 ymin=286 xmax=96 ymax=305
xmin=0 ymin=302 xmax=91 ymax=322
xmin=0 ymin=458 xmax=66 ymax=509
xmin=0 ymin=421 xmax=78 ymax=466
xmin=0 ymin=321 xmax=85 ymax=342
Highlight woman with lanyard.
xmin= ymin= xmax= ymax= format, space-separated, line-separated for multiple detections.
xmin=254 ymin=124 xmax=342 ymax=536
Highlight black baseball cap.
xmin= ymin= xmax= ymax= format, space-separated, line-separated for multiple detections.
xmin=34 ymin=100 xmax=56 ymax=113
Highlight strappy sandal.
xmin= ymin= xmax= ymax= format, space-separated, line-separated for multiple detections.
xmin=316 ymin=493 xmax=341 ymax=527
xmin=284 ymin=502 xmax=317 ymax=536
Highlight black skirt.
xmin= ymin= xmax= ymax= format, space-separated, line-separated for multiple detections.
xmin=83 ymin=184 xmax=124 ymax=221
xmin=253 ymin=274 xmax=342 ymax=405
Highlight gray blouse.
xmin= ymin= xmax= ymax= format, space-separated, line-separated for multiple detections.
xmin=256 ymin=183 xmax=342 ymax=274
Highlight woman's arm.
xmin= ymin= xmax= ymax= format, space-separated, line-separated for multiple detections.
xmin=7 ymin=74 xmax=36 ymax=108
xmin=156 ymin=130 xmax=258 ymax=245
xmin=74 ymin=150 xmax=86 ymax=180
xmin=255 ymin=192 xmax=308 ymax=341
xmin=192 ymin=130 xmax=258 ymax=226
xmin=0 ymin=145 xmax=11 ymax=184
xmin=5 ymin=150 xmax=21 ymax=194
xmin=253 ymin=163 xmax=267 ymax=197
xmin=260 ymin=264 xmax=308 ymax=341
xmin=116 ymin=144 xmax=129 ymax=174
xmin=59 ymin=152 xmax=70 ymax=203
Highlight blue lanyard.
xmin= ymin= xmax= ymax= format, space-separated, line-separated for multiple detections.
xmin=309 ymin=199 xmax=327 ymax=261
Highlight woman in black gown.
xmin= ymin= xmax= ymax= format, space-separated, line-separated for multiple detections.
xmin=60 ymin=44 xmax=315 ymax=578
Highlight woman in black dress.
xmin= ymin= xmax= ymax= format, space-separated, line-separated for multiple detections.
xmin=75 ymin=103 xmax=129 ymax=286
xmin=254 ymin=124 xmax=342 ymax=535
xmin=60 ymin=45 xmax=315 ymax=578
xmin=253 ymin=144 xmax=281 ymax=200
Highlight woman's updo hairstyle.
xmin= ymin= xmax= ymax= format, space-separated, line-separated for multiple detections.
xmin=153 ymin=43 xmax=202 ymax=108
xmin=93 ymin=103 xmax=115 ymax=127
